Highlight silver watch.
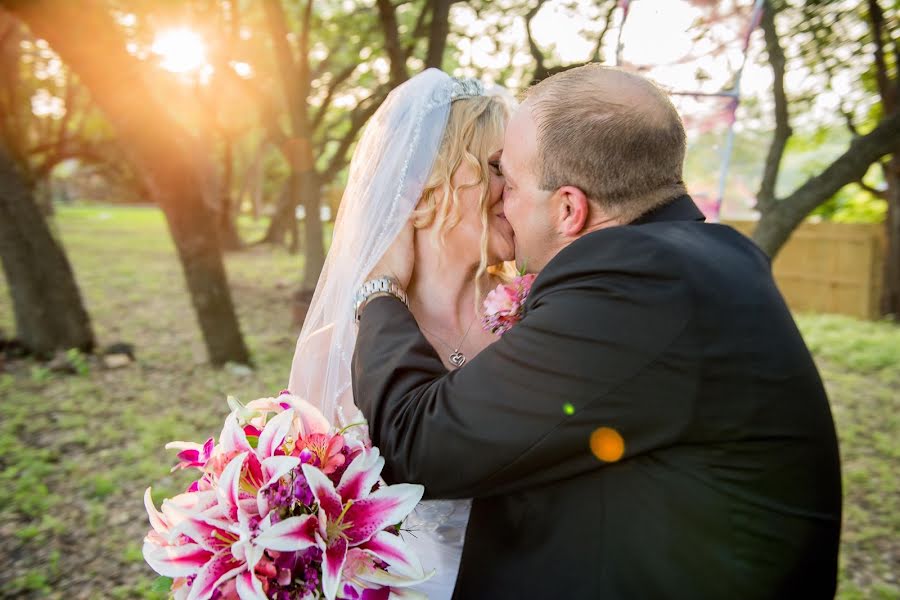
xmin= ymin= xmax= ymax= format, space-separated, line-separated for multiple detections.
xmin=354 ymin=276 xmax=408 ymax=323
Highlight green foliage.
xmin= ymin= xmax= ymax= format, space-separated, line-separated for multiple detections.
xmin=794 ymin=314 xmax=900 ymax=600
xmin=811 ymin=183 xmax=888 ymax=224
xmin=66 ymin=347 xmax=91 ymax=376
xmin=796 ymin=314 xmax=900 ymax=373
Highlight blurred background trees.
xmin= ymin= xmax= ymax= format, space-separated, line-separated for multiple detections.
xmin=0 ymin=0 xmax=896 ymax=365
xmin=751 ymin=0 xmax=899 ymax=315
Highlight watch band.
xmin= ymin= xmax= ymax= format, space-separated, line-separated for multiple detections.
xmin=354 ymin=276 xmax=408 ymax=323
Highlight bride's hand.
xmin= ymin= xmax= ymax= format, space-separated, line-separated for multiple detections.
xmin=367 ymin=218 xmax=415 ymax=289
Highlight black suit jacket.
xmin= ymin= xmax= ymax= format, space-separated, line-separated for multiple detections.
xmin=352 ymin=196 xmax=842 ymax=599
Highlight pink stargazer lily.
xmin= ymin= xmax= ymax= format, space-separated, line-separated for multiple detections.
xmin=338 ymin=534 xmax=433 ymax=599
xmin=166 ymin=437 xmax=215 ymax=472
xmin=302 ymin=448 xmax=427 ymax=600
xmin=144 ymin=451 xmax=320 ymax=600
xmin=142 ymin=487 xmax=219 ymax=579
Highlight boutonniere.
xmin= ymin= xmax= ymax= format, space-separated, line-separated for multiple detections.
xmin=481 ymin=272 xmax=537 ymax=335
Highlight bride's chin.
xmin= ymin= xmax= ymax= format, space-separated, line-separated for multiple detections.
xmin=487 ymin=244 xmax=516 ymax=265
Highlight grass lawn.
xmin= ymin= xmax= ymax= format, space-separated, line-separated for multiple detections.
xmin=0 ymin=204 xmax=898 ymax=599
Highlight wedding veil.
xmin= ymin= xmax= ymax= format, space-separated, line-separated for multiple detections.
xmin=287 ymin=69 xmax=485 ymax=434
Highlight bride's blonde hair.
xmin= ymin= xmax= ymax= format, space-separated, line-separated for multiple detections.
xmin=412 ymin=94 xmax=511 ymax=307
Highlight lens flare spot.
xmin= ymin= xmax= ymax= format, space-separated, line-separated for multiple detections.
xmin=590 ymin=427 xmax=624 ymax=462
xmin=563 ymin=403 xmax=575 ymax=416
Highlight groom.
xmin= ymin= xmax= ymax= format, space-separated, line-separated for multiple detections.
xmin=352 ymin=65 xmax=842 ymax=598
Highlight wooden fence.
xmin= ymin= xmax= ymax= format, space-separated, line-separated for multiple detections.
xmin=725 ymin=221 xmax=886 ymax=320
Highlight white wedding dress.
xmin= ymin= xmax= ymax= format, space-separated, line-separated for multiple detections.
xmin=403 ymin=500 xmax=472 ymax=598
xmin=287 ymin=70 xmax=500 ymax=599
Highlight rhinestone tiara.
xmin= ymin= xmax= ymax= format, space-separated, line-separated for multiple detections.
xmin=450 ymin=77 xmax=485 ymax=101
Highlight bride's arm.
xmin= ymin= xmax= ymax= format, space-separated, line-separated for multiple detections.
xmin=352 ymin=233 xmax=696 ymax=498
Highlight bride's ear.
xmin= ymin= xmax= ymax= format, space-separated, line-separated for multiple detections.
xmin=553 ymin=185 xmax=591 ymax=237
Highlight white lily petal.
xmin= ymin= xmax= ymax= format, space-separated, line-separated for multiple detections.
xmin=342 ymin=483 xmax=425 ymax=546
xmin=389 ymin=588 xmax=430 ymax=600
xmin=254 ymin=514 xmax=318 ymax=552
xmin=234 ymin=571 xmax=268 ymax=600
xmin=336 ymin=447 xmax=383 ymax=501
xmin=144 ymin=487 xmax=168 ymax=534
xmin=219 ymin=414 xmax=251 ymax=454
xmin=286 ymin=395 xmax=331 ymax=437
xmin=184 ymin=549 xmax=244 ymax=600
xmin=358 ymin=566 xmax=435 ymax=588
xmin=361 ymin=531 xmax=427 ymax=580
xmin=160 ymin=491 xmax=218 ymax=538
xmin=301 ymin=463 xmax=344 ymax=520
xmin=262 ymin=455 xmax=300 ymax=487
xmin=217 ymin=452 xmax=248 ymax=520
xmin=257 ymin=408 xmax=294 ymax=458
xmin=142 ymin=539 xmax=212 ymax=578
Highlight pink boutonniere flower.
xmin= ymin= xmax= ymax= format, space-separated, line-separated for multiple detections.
xmin=481 ymin=273 xmax=537 ymax=335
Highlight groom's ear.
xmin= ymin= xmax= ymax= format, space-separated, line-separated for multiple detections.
xmin=553 ymin=185 xmax=591 ymax=237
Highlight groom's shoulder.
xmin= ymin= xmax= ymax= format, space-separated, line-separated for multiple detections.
xmin=529 ymin=221 xmax=766 ymax=301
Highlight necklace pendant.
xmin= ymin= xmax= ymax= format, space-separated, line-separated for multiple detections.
xmin=449 ymin=350 xmax=466 ymax=368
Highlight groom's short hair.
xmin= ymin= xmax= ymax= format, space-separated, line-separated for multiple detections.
xmin=526 ymin=65 xmax=687 ymax=223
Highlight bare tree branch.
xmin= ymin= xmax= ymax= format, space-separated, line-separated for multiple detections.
xmin=262 ymin=0 xmax=305 ymax=134
xmin=311 ymin=63 xmax=359 ymax=133
xmin=51 ymin=69 xmax=75 ymax=159
xmin=753 ymin=110 xmax=900 ymax=255
xmin=404 ymin=0 xmax=431 ymax=57
xmin=32 ymin=144 xmax=106 ymax=178
xmin=321 ymin=88 xmax=389 ymax=183
xmin=297 ymin=0 xmax=313 ymax=102
xmin=525 ymin=1 xmax=548 ymax=81
xmin=526 ymin=1 xmax=618 ymax=83
xmin=857 ymin=178 xmax=887 ymax=199
xmin=756 ymin=0 xmax=792 ymax=211
xmin=868 ymin=0 xmax=896 ymax=111
xmin=425 ymin=0 xmax=451 ymax=69
xmin=840 ymin=106 xmax=859 ymax=137
xmin=376 ymin=0 xmax=408 ymax=84
xmin=591 ymin=2 xmax=618 ymax=62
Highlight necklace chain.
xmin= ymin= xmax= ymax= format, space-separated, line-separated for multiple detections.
xmin=420 ymin=315 xmax=478 ymax=368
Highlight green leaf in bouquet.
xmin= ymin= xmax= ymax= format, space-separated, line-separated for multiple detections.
xmin=150 ymin=576 xmax=173 ymax=593
xmin=246 ymin=435 xmax=259 ymax=449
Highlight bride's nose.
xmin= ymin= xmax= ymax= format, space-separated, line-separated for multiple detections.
xmin=491 ymin=175 xmax=505 ymax=201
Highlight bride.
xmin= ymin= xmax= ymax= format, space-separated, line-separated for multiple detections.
xmin=286 ymin=69 xmax=514 ymax=598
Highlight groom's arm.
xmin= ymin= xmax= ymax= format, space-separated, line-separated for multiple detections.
xmin=352 ymin=260 xmax=696 ymax=499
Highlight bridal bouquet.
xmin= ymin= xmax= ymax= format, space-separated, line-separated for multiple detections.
xmin=143 ymin=391 xmax=431 ymax=600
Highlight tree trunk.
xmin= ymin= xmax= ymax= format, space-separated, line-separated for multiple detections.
xmin=881 ymin=154 xmax=900 ymax=317
xmin=425 ymin=0 xmax=451 ymax=69
xmin=866 ymin=0 xmax=898 ymax=317
xmin=218 ymin=136 xmax=242 ymax=251
xmin=4 ymin=0 xmax=250 ymax=366
xmin=0 ymin=142 xmax=94 ymax=358
xmin=753 ymin=110 xmax=900 ymax=257
xmin=260 ymin=0 xmax=324 ymax=290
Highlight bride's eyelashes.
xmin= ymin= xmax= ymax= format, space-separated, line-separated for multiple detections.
xmin=489 ymin=160 xmax=502 ymax=176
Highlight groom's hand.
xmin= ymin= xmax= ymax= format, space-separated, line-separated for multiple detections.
xmin=367 ymin=218 xmax=415 ymax=289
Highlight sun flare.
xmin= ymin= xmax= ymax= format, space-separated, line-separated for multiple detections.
xmin=151 ymin=28 xmax=207 ymax=73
